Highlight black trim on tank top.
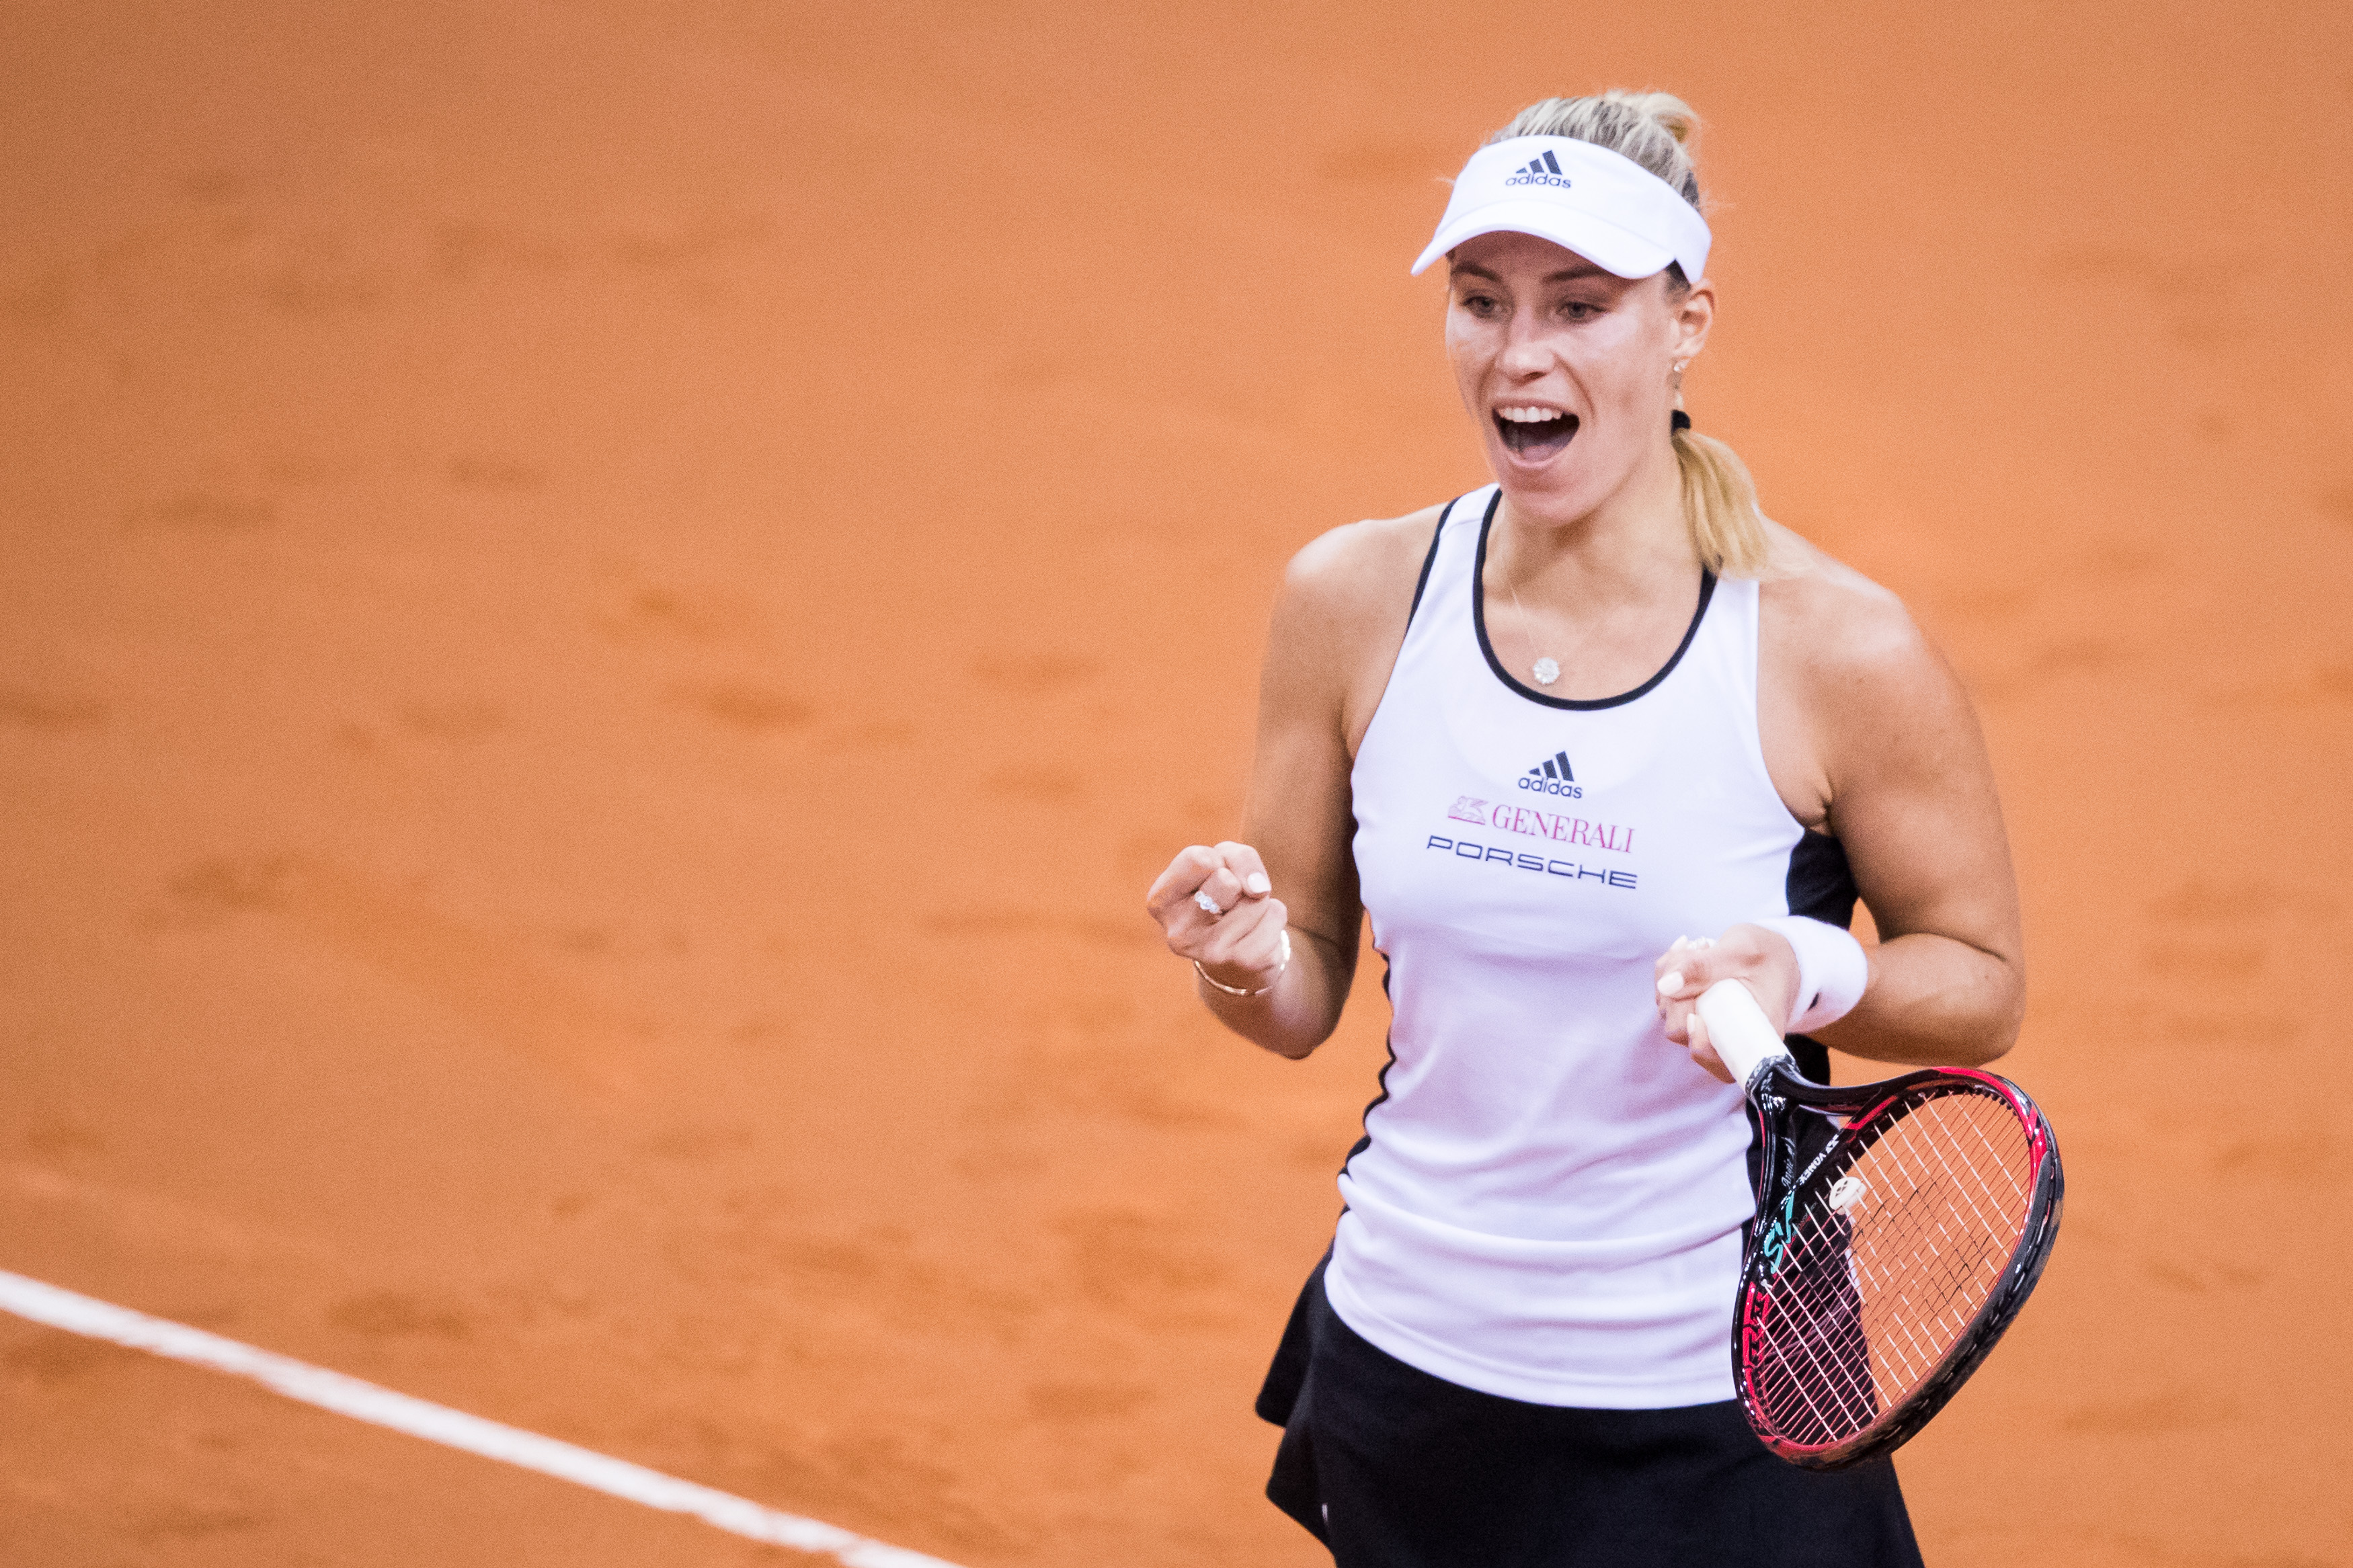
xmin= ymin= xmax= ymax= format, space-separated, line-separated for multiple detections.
xmin=1781 ymin=831 xmax=1861 ymax=1084
xmin=1340 ymin=954 xmax=1400 ymax=1182
xmin=1402 ymin=493 xmax=1462 ymax=630
xmin=1469 ymin=490 xmax=1718 ymax=710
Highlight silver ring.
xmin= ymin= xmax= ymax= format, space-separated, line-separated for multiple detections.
xmin=1193 ymin=889 xmax=1224 ymax=918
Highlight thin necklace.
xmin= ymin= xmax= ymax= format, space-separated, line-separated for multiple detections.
xmin=1501 ymin=543 xmax=1561 ymax=687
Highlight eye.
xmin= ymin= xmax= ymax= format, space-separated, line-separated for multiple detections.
xmin=1560 ymin=300 xmax=1602 ymax=322
xmin=1455 ymin=290 xmax=1502 ymax=317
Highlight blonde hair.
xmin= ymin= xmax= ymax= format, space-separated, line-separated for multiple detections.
xmin=1488 ymin=93 xmax=1771 ymax=578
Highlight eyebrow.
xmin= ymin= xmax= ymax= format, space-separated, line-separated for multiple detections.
xmin=1449 ymin=260 xmax=1609 ymax=284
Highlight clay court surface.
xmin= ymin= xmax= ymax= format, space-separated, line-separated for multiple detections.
xmin=3 ymin=3 xmax=2350 ymax=1563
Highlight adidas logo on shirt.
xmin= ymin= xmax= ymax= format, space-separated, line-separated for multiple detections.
xmin=1503 ymin=149 xmax=1572 ymax=190
xmin=1517 ymin=749 xmax=1582 ymax=799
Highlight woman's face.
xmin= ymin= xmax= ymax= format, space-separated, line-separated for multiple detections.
xmin=1444 ymin=230 xmax=1711 ymax=526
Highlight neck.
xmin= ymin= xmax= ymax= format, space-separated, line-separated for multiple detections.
xmin=1490 ymin=440 xmax=1696 ymax=606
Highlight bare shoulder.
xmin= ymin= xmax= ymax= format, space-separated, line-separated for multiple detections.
xmin=1753 ymin=519 xmax=1992 ymax=821
xmin=1277 ymin=503 xmax=1447 ymax=632
xmin=1754 ymin=520 xmax=1945 ymax=696
xmin=1263 ymin=503 xmax=1449 ymax=748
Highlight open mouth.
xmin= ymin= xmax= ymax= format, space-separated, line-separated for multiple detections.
xmin=1494 ymin=405 xmax=1578 ymax=460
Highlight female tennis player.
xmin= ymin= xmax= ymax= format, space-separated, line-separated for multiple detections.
xmin=1143 ymin=93 xmax=2024 ymax=1565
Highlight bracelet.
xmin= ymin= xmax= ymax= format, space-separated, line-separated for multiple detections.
xmin=1195 ymin=930 xmax=1291 ymax=997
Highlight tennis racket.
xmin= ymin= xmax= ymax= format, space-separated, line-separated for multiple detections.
xmin=1695 ymin=979 xmax=2064 ymax=1471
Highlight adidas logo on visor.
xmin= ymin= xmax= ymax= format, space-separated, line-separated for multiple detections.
xmin=1504 ymin=149 xmax=1572 ymax=190
xmin=1517 ymin=749 xmax=1582 ymax=798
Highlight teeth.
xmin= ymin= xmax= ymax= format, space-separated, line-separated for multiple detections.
xmin=1497 ymin=407 xmax=1564 ymax=423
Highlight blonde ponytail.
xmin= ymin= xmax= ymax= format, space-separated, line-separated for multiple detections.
xmin=1673 ymin=427 xmax=1771 ymax=577
xmin=1494 ymin=91 xmax=1776 ymax=577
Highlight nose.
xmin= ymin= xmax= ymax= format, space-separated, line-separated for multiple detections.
xmin=1497 ymin=303 xmax=1552 ymax=379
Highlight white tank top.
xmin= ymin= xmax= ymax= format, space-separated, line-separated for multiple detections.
xmin=1326 ymin=485 xmax=1850 ymax=1409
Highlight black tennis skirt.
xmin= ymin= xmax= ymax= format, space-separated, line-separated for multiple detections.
xmin=1258 ymin=1257 xmax=1925 ymax=1568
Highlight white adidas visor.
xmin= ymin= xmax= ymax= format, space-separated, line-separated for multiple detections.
xmin=1410 ymin=135 xmax=1711 ymax=284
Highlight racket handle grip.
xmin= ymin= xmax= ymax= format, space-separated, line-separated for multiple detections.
xmin=1697 ymin=979 xmax=1796 ymax=1088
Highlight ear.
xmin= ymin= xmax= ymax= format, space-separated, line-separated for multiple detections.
xmin=1670 ymin=277 xmax=1716 ymax=364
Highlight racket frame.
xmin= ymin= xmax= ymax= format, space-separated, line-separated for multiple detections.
xmin=1701 ymin=982 xmax=2065 ymax=1471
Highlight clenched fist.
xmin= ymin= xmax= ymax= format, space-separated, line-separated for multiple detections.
xmin=1145 ymin=841 xmax=1291 ymax=998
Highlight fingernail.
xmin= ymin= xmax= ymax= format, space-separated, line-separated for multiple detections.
xmin=1671 ymin=936 xmax=1689 ymax=951
xmin=1657 ymin=971 xmax=1683 ymax=995
xmin=1245 ymin=872 xmax=1271 ymax=895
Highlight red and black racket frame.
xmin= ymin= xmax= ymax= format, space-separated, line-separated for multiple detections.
xmin=1733 ymin=1061 xmax=2065 ymax=1471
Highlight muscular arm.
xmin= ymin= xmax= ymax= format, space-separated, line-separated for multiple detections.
xmin=1803 ymin=603 xmax=2024 ymax=1066
xmin=1661 ymin=548 xmax=2025 ymax=1074
xmin=1143 ymin=511 xmax=1439 ymax=1060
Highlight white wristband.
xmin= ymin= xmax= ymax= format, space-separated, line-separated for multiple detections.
xmin=1753 ymin=915 xmax=1868 ymax=1034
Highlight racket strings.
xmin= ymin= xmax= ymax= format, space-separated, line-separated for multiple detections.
xmin=1745 ymin=1089 xmax=2034 ymax=1450
xmin=1747 ymin=1200 xmax=1879 ymax=1444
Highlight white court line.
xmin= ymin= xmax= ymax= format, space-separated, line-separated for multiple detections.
xmin=0 ymin=1270 xmax=965 ymax=1568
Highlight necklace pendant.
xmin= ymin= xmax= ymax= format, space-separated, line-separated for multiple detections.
xmin=1531 ymin=657 xmax=1561 ymax=686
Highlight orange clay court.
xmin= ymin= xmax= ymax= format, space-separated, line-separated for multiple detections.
xmin=1 ymin=3 xmax=2348 ymax=1565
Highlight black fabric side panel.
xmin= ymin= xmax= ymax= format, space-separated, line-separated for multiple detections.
xmin=1784 ymin=833 xmax=1859 ymax=1084
xmin=1786 ymin=831 xmax=1859 ymax=928
xmin=1787 ymin=1032 xmax=1833 ymax=1085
